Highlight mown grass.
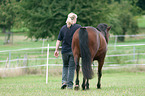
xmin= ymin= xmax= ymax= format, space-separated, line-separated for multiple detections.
xmin=0 ymin=70 xmax=145 ymax=96
xmin=137 ymin=15 xmax=145 ymax=28
xmin=0 ymin=35 xmax=56 ymax=51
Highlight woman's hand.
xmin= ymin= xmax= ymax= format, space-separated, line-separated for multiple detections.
xmin=54 ymin=40 xmax=61 ymax=58
xmin=54 ymin=50 xmax=59 ymax=58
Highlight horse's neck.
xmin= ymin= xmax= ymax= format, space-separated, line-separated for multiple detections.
xmin=100 ymin=32 xmax=108 ymax=44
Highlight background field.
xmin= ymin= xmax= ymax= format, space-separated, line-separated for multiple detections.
xmin=1 ymin=32 xmax=145 ymax=70
xmin=137 ymin=15 xmax=145 ymax=28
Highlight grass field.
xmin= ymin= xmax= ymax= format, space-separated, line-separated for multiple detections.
xmin=0 ymin=70 xmax=145 ymax=96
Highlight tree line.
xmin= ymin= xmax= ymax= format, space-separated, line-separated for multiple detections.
xmin=0 ymin=0 xmax=144 ymax=41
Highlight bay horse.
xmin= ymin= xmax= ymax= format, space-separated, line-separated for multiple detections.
xmin=72 ymin=23 xmax=111 ymax=90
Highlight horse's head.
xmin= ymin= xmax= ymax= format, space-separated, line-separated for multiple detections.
xmin=96 ymin=23 xmax=111 ymax=44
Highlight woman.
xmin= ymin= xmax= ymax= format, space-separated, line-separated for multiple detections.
xmin=54 ymin=12 xmax=81 ymax=89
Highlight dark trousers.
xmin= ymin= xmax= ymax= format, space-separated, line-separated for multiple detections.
xmin=62 ymin=52 xmax=75 ymax=88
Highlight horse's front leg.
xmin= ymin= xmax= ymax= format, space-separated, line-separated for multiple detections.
xmin=74 ymin=58 xmax=80 ymax=90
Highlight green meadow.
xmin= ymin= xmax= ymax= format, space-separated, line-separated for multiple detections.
xmin=0 ymin=70 xmax=145 ymax=96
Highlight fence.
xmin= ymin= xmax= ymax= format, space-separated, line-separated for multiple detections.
xmin=0 ymin=45 xmax=145 ymax=84
xmin=0 ymin=34 xmax=145 ymax=82
xmin=0 ymin=43 xmax=145 ymax=69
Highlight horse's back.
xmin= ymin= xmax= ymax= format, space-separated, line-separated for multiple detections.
xmin=72 ymin=27 xmax=99 ymax=57
xmin=72 ymin=27 xmax=98 ymax=50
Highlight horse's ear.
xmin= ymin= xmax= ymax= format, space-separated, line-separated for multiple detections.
xmin=107 ymin=26 xmax=111 ymax=32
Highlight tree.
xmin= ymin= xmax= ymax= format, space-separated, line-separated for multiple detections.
xmin=136 ymin=0 xmax=145 ymax=11
xmin=18 ymin=0 xmax=111 ymax=39
xmin=108 ymin=1 xmax=139 ymax=42
xmin=0 ymin=0 xmax=15 ymax=33
xmin=16 ymin=0 xmax=139 ymax=41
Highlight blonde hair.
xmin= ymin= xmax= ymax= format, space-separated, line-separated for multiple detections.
xmin=66 ymin=12 xmax=77 ymax=28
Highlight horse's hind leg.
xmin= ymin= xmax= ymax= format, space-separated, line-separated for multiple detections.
xmin=86 ymin=79 xmax=89 ymax=90
xmin=81 ymin=78 xmax=89 ymax=90
xmin=74 ymin=56 xmax=80 ymax=90
xmin=97 ymin=59 xmax=104 ymax=89
xmin=82 ymin=77 xmax=86 ymax=90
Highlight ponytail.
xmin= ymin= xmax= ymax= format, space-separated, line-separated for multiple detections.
xmin=66 ymin=17 xmax=73 ymax=28
xmin=66 ymin=12 xmax=77 ymax=28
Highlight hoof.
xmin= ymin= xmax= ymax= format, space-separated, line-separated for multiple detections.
xmin=97 ymin=84 xmax=101 ymax=89
xmin=82 ymin=88 xmax=85 ymax=90
xmin=86 ymin=87 xmax=89 ymax=90
xmin=82 ymin=86 xmax=86 ymax=90
xmin=74 ymin=85 xmax=80 ymax=90
xmin=82 ymin=86 xmax=89 ymax=90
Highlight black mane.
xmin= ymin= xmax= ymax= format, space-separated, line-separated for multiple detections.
xmin=96 ymin=23 xmax=108 ymax=42
xmin=96 ymin=23 xmax=107 ymax=33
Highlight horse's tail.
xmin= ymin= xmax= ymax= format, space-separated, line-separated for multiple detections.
xmin=79 ymin=27 xmax=94 ymax=79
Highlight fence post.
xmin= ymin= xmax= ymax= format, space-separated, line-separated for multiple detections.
xmin=9 ymin=52 xmax=11 ymax=68
xmin=46 ymin=44 xmax=49 ymax=84
xmin=5 ymin=57 xmax=9 ymax=68
xmin=41 ymin=39 xmax=45 ymax=54
xmin=114 ymin=35 xmax=117 ymax=50
xmin=12 ymin=32 xmax=13 ymax=44
xmin=23 ymin=54 xmax=27 ymax=66
xmin=17 ymin=56 xmax=19 ymax=67
xmin=136 ymin=52 xmax=140 ymax=64
xmin=23 ymin=54 xmax=28 ymax=73
xmin=133 ymin=46 xmax=135 ymax=61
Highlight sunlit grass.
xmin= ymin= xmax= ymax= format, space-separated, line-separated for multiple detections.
xmin=0 ymin=71 xmax=145 ymax=96
xmin=138 ymin=15 xmax=145 ymax=28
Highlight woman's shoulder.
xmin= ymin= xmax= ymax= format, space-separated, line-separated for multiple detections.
xmin=74 ymin=24 xmax=82 ymax=28
xmin=60 ymin=25 xmax=67 ymax=31
xmin=75 ymin=24 xmax=81 ymax=26
xmin=61 ymin=25 xmax=67 ymax=29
